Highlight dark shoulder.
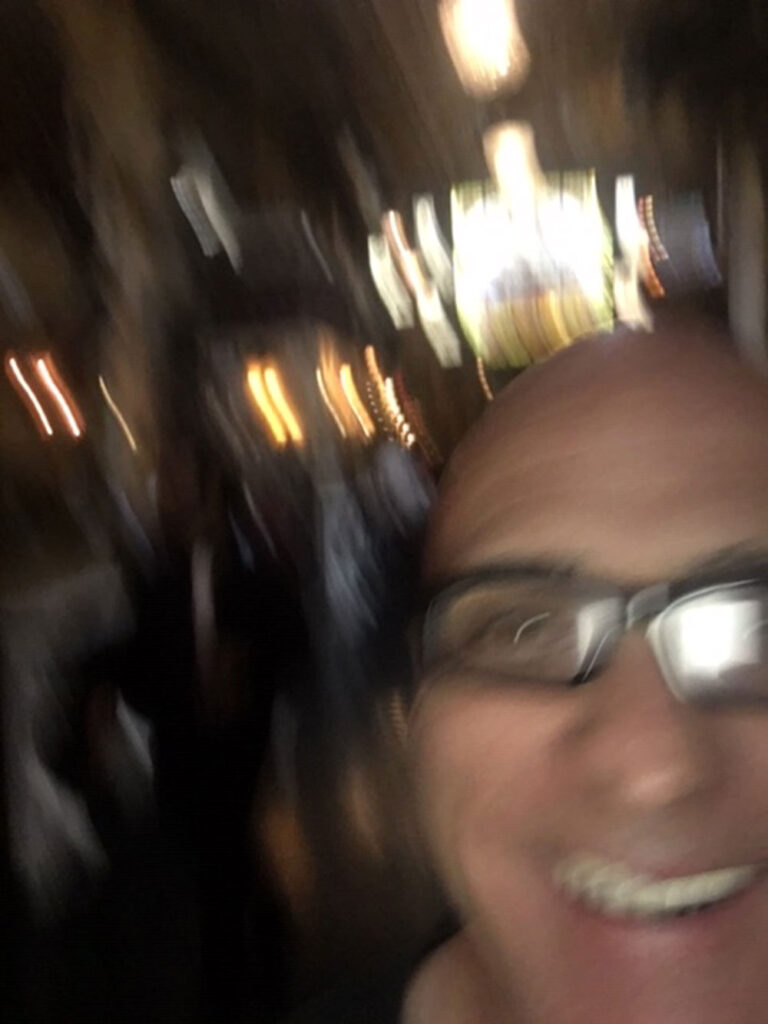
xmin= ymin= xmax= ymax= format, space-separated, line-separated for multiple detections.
xmin=283 ymin=961 xmax=413 ymax=1024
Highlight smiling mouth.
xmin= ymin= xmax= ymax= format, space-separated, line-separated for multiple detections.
xmin=553 ymin=854 xmax=760 ymax=922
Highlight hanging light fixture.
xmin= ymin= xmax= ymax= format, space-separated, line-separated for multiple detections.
xmin=439 ymin=0 xmax=530 ymax=98
xmin=483 ymin=121 xmax=543 ymax=203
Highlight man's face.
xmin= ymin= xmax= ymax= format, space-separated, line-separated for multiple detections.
xmin=412 ymin=336 xmax=768 ymax=1024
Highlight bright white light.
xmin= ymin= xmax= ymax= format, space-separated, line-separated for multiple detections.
xmin=484 ymin=122 xmax=542 ymax=201
xmin=368 ymin=234 xmax=414 ymax=330
xmin=614 ymin=176 xmax=653 ymax=330
xmin=440 ymin=0 xmax=530 ymax=96
xmin=616 ymin=176 xmax=646 ymax=256
xmin=678 ymin=601 xmax=760 ymax=675
xmin=416 ymin=284 xmax=463 ymax=368
xmin=538 ymin=173 xmax=606 ymax=303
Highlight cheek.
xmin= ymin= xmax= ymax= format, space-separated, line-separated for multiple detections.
xmin=411 ymin=688 xmax=576 ymax=899
xmin=721 ymin=712 xmax=768 ymax=797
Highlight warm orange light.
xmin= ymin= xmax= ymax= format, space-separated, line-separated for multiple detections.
xmin=339 ymin=364 xmax=375 ymax=439
xmin=6 ymin=355 xmax=54 ymax=437
xmin=365 ymin=345 xmax=386 ymax=389
xmin=263 ymin=366 xmax=304 ymax=445
xmin=35 ymin=356 xmax=84 ymax=438
xmin=247 ymin=364 xmax=287 ymax=446
xmin=384 ymin=377 xmax=416 ymax=449
xmin=318 ymin=338 xmax=355 ymax=437
xmin=642 ymin=196 xmax=670 ymax=263
xmin=366 ymin=346 xmax=404 ymax=443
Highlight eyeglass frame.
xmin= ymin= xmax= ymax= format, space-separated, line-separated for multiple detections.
xmin=417 ymin=559 xmax=768 ymax=704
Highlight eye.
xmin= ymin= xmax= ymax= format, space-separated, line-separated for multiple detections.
xmin=423 ymin=581 xmax=622 ymax=686
xmin=459 ymin=606 xmax=587 ymax=681
xmin=514 ymin=612 xmax=552 ymax=643
xmin=473 ymin=610 xmax=555 ymax=647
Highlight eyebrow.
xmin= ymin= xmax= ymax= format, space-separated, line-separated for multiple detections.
xmin=426 ymin=545 xmax=768 ymax=596
xmin=675 ymin=544 xmax=768 ymax=581
xmin=425 ymin=557 xmax=582 ymax=593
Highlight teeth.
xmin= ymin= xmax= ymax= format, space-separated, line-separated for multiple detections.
xmin=554 ymin=854 xmax=758 ymax=920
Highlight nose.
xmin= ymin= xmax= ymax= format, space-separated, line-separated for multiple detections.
xmin=575 ymin=634 xmax=725 ymax=814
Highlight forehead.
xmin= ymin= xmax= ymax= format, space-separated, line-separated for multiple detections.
xmin=428 ymin=339 xmax=768 ymax=584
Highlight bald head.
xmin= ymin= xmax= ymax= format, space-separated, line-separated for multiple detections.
xmin=412 ymin=322 xmax=768 ymax=1024
xmin=427 ymin=321 xmax=768 ymax=583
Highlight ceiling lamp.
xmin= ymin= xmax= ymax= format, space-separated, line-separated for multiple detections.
xmin=439 ymin=0 xmax=530 ymax=98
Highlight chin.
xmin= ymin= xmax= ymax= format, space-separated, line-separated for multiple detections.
xmin=461 ymin=852 xmax=768 ymax=1024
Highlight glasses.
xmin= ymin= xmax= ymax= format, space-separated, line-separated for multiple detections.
xmin=420 ymin=567 xmax=768 ymax=704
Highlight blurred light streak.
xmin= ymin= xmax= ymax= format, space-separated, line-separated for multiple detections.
xmin=383 ymin=210 xmax=412 ymax=260
xmin=395 ymin=372 xmax=439 ymax=460
xmin=172 ymin=135 xmax=243 ymax=271
xmin=615 ymin=176 xmax=653 ymax=329
xmin=340 ymin=364 xmax=375 ymax=439
xmin=385 ymin=377 xmax=416 ymax=449
xmin=414 ymin=195 xmax=454 ymax=301
xmin=319 ymin=338 xmax=365 ymax=439
xmin=642 ymin=196 xmax=670 ymax=263
xmin=637 ymin=197 xmax=666 ymax=298
xmin=316 ymin=368 xmax=348 ymax=439
xmin=383 ymin=208 xmax=462 ymax=367
xmin=365 ymin=345 xmax=387 ymax=394
xmin=35 ymin=356 xmax=83 ymax=438
xmin=368 ymin=234 xmax=415 ymax=330
xmin=366 ymin=346 xmax=400 ymax=442
xmin=641 ymin=254 xmax=666 ymax=299
xmin=6 ymin=354 xmax=53 ymax=437
xmin=99 ymin=376 xmax=138 ymax=453
xmin=365 ymin=378 xmax=388 ymax=436
xmin=476 ymin=358 xmax=494 ymax=402
xmin=616 ymin=176 xmax=646 ymax=257
xmin=382 ymin=211 xmax=428 ymax=295
xmin=171 ymin=171 xmax=222 ymax=258
xmin=302 ymin=211 xmax=335 ymax=284
xmin=439 ymin=0 xmax=530 ymax=96
xmin=537 ymin=291 xmax=570 ymax=350
xmin=247 ymin=364 xmax=288 ymax=446
xmin=264 ymin=367 xmax=304 ymax=445
xmin=416 ymin=284 xmax=463 ymax=368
